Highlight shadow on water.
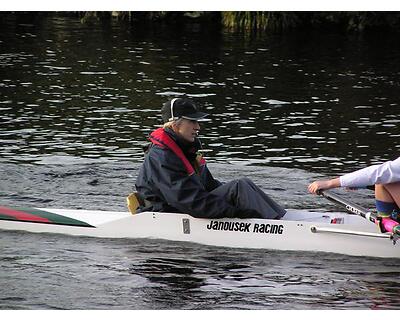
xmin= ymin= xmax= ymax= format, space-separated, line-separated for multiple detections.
xmin=130 ymin=257 xmax=205 ymax=290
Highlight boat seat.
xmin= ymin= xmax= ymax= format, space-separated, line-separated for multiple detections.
xmin=126 ymin=192 xmax=145 ymax=214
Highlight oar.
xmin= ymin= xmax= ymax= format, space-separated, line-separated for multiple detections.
xmin=318 ymin=189 xmax=400 ymax=242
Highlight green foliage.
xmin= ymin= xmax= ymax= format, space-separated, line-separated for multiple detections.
xmin=222 ymin=12 xmax=300 ymax=32
xmin=221 ymin=12 xmax=400 ymax=33
xmin=78 ymin=11 xmax=112 ymax=24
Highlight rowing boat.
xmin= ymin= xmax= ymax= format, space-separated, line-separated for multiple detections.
xmin=0 ymin=202 xmax=399 ymax=258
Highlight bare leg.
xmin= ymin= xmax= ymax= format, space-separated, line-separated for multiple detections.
xmin=375 ymin=182 xmax=400 ymax=224
xmin=375 ymin=184 xmax=395 ymax=202
xmin=377 ymin=182 xmax=400 ymax=208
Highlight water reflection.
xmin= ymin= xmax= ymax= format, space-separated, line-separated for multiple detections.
xmin=125 ymin=242 xmax=400 ymax=309
xmin=130 ymin=258 xmax=204 ymax=291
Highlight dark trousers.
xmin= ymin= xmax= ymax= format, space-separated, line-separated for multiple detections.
xmin=210 ymin=178 xmax=286 ymax=219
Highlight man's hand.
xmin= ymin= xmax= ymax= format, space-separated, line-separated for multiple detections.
xmin=308 ymin=178 xmax=340 ymax=194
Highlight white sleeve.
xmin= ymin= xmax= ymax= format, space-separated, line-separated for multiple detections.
xmin=339 ymin=156 xmax=400 ymax=188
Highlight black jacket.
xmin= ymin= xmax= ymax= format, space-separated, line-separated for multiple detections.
xmin=135 ymin=128 xmax=248 ymax=218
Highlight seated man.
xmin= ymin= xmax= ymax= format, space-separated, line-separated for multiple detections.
xmin=135 ymin=97 xmax=286 ymax=219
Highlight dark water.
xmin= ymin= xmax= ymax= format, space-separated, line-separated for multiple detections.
xmin=1 ymin=231 xmax=400 ymax=310
xmin=1 ymin=15 xmax=400 ymax=309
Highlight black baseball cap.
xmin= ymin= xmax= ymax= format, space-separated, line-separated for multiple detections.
xmin=161 ymin=98 xmax=208 ymax=123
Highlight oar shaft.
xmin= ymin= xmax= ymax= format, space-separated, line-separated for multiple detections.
xmin=319 ymin=190 xmax=377 ymax=223
xmin=319 ymin=190 xmax=400 ymax=239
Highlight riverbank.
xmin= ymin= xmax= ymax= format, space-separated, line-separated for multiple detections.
xmin=1 ymin=11 xmax=400 ymax=33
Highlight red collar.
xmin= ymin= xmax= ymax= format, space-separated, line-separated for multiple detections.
xmin=149 ymin=128 xmax=195 ymax=175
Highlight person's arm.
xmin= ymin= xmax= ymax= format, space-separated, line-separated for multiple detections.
xmin=340 ymin=157 xmax=400 ymax=188
xmin=202 ymin=165 xmax=223 ymax=191
xmin=308 ymin=178 xmax=340 ymax=194
xmin=308 ymin=156 xmax=400 ymax=194
xmin=149 ymin=153 xmax=253 ymax=219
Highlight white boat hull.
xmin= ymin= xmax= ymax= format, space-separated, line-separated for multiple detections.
xmin=0 ymin=207 xmax=399 ymax=258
